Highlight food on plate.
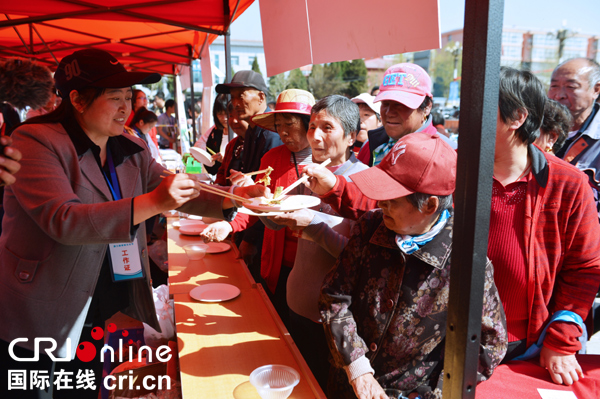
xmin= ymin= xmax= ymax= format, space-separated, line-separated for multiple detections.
xmin=257 ymin=187 xmax=284 ymax=206
xmin=255 ymin=166 xmax=274 ymax=186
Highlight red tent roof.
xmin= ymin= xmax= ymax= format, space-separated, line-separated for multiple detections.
xmin=0 ymin=0 xmax=254 ymax=75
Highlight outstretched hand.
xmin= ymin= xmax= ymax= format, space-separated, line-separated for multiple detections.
xmin=234 ymin=184 xmax=271 ymax=200
xmin=229 ymin=169 xmax=254 ymax=187
xmin=539 ymin=346 xmax=584 ymax=385
xmin=153 ymin=173 xmax=201 ymax=211
xmin=134 ymin=172 xmax=200 ymax=225
xmin=268 ymin=209 xmax=314 ymax=230
xmin=350 ymin=374 xmax=387 ymax=399
xmin=303 ymin=164 xmax=337 ymax=195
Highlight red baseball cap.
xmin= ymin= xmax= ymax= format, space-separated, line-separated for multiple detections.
xmin=374 ymin=63 xmax=433 ymax=109
xmin=351 ymin=132 xmax=456 ymax=200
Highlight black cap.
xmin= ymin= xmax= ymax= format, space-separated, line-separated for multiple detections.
xmin=215 ymin=70 xmax=269 ymax=94
xmin=54 ymin=49 xmax=161 ymax=99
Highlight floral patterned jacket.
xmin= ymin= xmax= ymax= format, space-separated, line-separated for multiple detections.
xmin=319 ymin=210 xmax=507 ymax=398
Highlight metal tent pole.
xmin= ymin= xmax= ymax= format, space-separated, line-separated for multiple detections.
xmin=442 ymin=0 xmax=504 ymax=398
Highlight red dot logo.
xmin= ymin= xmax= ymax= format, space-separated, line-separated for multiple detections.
xmin=91 ymin=327 xmax=104 ymax=341
xmin=122 ymin=330 xmax=129 ymax=337
xmin=107 ymin=323 xmax=117 ymax=333
xmin=76 ymin=341 xmax=96 ymax=362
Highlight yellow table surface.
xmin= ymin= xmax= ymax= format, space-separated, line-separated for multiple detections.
xmin=167 ymin=218 xmax=326 ymax=399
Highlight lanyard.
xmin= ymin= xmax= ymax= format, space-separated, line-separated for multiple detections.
xmin=101 ymin=145 xmax=122 ymax=201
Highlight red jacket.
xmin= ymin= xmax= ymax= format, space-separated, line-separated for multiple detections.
xmin=257 ymin=145 xmax=305 ymax=293
xmin=523 ymin=146 xmax=600 ymax=353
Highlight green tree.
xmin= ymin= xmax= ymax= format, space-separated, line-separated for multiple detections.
xmin=251 ymin=57 xmax=262 ymax=76
xmin=308 ymin=64 xmax=347 ymax=99
xmin=287 ymin=68 xmax=308 ymax=91
xmin=341 ymin=59 xmax=367 ymax=97
xmin=268 ymin=73 xmax=288 ymax=100
xmin=430 ymin=41 xmax=463 ymax=98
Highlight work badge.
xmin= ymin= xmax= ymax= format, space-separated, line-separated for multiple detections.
xmin=108 ymin=237 xmax=144 ymax=281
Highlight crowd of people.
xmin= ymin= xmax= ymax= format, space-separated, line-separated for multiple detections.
xmin=1 ymin=46 xmax=600 ymax=399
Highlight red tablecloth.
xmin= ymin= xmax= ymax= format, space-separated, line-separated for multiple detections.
xmin=475 ymin=355 xmax=600 ymax=398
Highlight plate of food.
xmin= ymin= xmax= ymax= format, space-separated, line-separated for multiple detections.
xmin=189 ymin=147 xmax=215 ymax=167
xmin=189 ymin=283 xmax=241 ymax=302
xmin=243 ymin=195 xmax=321 ymax=213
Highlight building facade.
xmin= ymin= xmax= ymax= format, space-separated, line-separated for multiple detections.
xmin=441 ymin=27 xmax=599 ymax=83
xmin=191 ymin=37 xmax=267 ymax=91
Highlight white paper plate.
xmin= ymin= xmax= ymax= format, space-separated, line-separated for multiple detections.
xmin=189 ymin=283 xmax=240 ymax=302
xmin=190 ymin=147 xmax=215 ymax=167
xmin=243 ymin=195 xmax=321 ymax=213
xmin=206 ymin=242 xmax=231 ymax=254
xmin=179 ymin=222 xmax=208 ymax=235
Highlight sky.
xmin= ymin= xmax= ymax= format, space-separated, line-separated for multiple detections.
xmin=230 ymin=0 xmax=600 ymax=42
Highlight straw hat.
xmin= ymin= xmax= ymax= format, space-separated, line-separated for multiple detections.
xmin=251 ymin=89 xmax=315 ymax=132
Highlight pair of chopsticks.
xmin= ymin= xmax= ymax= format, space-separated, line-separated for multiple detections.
xmin=274 ymin=158 xmax=331 ymax=200
xmin=226 ymin=167 xmax=272 ymax=180
xmin=197 ymin=182 xmax=250 ymax=203
xmin=160 ymin=170 xmax=250 ymax=203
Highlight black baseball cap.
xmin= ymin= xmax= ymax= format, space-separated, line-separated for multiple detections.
xmin=215 ymin=70 xmax=269 ymax=94
xmin=54 ymin=49 xmax=161 ymax=99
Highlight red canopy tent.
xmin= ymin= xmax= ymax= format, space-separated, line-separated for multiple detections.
xmin=0 ymin=0 xmax=254 ymax=74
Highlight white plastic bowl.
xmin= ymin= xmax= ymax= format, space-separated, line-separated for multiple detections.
xmin=249 ymin=365 xmax=300 ymax=399
xmin=182 ymin=244 xmax=209 ymax=260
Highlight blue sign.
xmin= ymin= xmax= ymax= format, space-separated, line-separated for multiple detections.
xmin=448 ymin=81 xmax=460 ymax=102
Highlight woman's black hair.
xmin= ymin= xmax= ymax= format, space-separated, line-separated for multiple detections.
xmin=213 ymin=94 xmax=228 ymax=131
xmin=498 ymin=66 xmax=546 ymax=144
xmin=129 ymin=107 xmax=158 ymax=128
xmin=22 ymin=87 xmax=104 ymax=126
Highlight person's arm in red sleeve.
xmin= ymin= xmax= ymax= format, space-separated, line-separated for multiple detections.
xmin=304 ymin=164 xmax=378 ymax=221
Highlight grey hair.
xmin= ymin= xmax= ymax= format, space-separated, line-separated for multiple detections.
xmin=556 ymin=58 xmax=600 ymax=89
xmin=311 ymin=94 xmax=360 ymax=138
xmin=406 ymin=192 xmax=453 ymax=217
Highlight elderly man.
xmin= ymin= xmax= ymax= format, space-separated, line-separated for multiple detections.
xmin=319 ymin=133 xmax=507 ymax=399
xmin=215 ymin=71 xmax=284 ymax=266
xmin=216 ymin=70 xmax=283 ymax=173
xmin=549 ymin=58 xmax=600 ymax=210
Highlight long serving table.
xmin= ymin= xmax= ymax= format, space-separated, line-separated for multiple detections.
xmin=166 ymin=217 xmax=326 ymax=399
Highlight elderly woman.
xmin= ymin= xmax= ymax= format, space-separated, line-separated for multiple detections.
xmin=0 ymin=49 xmax=264 ymax=399
xmin=259 ymin=95 xmax=369 ymax=389
xmin=232 ymin=89 xmax=316 ymax=325
xmin=357 ymin=63 xmax=438 ymax=167
xmin=319 ymin=133 xmax=507 ymax=399
xmin=489 ymin=68 xmax=600 ymax=386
